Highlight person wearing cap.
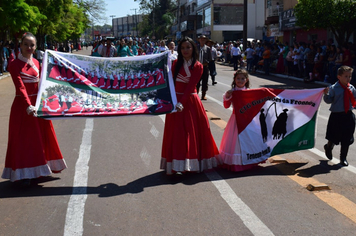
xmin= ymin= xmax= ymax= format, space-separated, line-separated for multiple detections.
xmin=197 ymin=35 xmax=212 ymax=100
xmin=207 ymin=39 xmax=217 ymax=85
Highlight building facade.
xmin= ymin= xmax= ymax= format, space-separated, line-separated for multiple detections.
xmin=112 ymin=14 xmax=143 ymax=38
xmin=172 ymin=0 xmax=344 ymax=46
xmin=172 ymin=0 xmax=265 ymax=43
xmin=266 ymin=0 xmax=330 ymax=46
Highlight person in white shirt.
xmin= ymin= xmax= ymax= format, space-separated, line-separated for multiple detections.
xmin=231 ymin=42 xmax=242 ymax=71
xmin=97 ymin=39 xmax=105 ymax=56
xmin=159 ymin=40 xmax=168 ymax=53
xmin=168 ymin=41 xmax=178 ymax=61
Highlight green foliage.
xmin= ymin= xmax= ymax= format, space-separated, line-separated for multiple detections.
xmin=0 ymin=0 xmax=46 ymax=36
xmin=295 ymin=0 xmax=356 ymax=45
xmin=0 ymin=0 xmax=96 ymax=45
xmin=135 ymin=0 xmax=176 ymax=39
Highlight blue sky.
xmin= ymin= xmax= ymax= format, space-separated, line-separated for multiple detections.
xmin=103 ymin=0 xmax=141 ymax=25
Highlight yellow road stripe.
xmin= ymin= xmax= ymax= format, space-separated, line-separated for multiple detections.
xmin=206 ymin=109 xmax=356 ymax=224
xmin=206 ymin=111 xmax=227 ymax=129
xmin=274 ymin=160 xmax=356 ymax=224
xmin=314 ymin=192 xmax=356 ymax=223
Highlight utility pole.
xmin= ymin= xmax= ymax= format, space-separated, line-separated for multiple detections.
xmin=110 ymin=15 xmax=116 ymax=37
xmin=153 ymin=0 xmax=156 ymax=39
xmin=131 ymin=8 xmax=137 ymax=37
xmin=243 ymin=0 xmax=248 ymax=50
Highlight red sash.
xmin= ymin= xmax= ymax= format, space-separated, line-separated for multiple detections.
xmin=339 ymin=81 xmax=356 ymax=113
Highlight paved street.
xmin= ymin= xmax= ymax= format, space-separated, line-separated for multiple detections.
xmin=1 ymin=48 xmax=356 ymax=236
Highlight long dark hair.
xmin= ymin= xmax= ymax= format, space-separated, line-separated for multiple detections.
xmin=173 ymin=37 xmax=199 ymax=81
xmin=231 ymin=69 xmax=250 ymax=89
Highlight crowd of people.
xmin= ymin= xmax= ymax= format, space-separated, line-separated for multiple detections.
xmin=216 ymin=39 xmax=356 ymax=85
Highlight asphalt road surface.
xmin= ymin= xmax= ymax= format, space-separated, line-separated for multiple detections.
xmin=1 ymin=48 xmax=356 ymax=236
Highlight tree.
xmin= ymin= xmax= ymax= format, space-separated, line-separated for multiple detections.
xmin=0 ymin=0 xmax=45 ymax=41
xmin=0 ymin=0 xmax=101 ymax=48
xmin=135 ymin=0 xmax=176 ymax=39
xmin=25 ymin=0 xmax=74 ymax=48
xmin=294 ymin=0 xmax=356 ymax=46
xmin=55 ymin=4 xmax=90 ymax=43
xmin=74 ymin=0 xmax=106 ymax=23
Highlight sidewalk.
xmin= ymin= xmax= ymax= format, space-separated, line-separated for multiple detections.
xmin=216 ymin=61 xmax=330 ymax=86
xmin=0 ymin=72 xmax=10 ymax=81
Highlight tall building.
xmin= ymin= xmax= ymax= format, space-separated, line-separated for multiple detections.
xmin=112 ymin=14 xmax=143 ymax=38
xmin=172 ymin=0 xmax=265 ymax=43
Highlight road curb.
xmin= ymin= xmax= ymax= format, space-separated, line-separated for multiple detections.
xmin=216 ymin=62 xmax=330 ymax=86
xmin=0 ymin=73 xmax=10 ymax=81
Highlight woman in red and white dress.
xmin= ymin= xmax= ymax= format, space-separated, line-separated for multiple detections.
xmin=119 ymin=74 xmax=126 ymax=90
xmin=155 ymin=68 xmax=165 ymax=85
xmin=139 ymin=72 xmax=146 ymax=88
xmin=132 ymin=73 xmax=140 ymax=89
xmin=98 ymin=71 xmax=106 ymax=89
xmin=146 ymin=70 xmax=155 ymax=87
xmin=126 ymin=74 xmax=133 ymax=90
xmin=161 ymin=37 xmax=219 ymax=175
xmin=112 ymin=72 xmax=119 ymax=89
xmin=48 ymin=60 xmax=61 ymax=81
xmin=1 ymin=32 xmax=67 ymax=184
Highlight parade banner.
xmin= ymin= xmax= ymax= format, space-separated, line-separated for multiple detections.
xmin=35 ymin=50 xmax=177 ymax=118
xmin=232 ymin=88 xmax=324 ymax=165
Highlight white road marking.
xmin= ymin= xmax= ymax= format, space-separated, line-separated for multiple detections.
xmin=309 ymin=148 xmax=356 ymax=174
xmin=318 ymin=114 xmax=328 ymax=120
xmin=149 ymin=121 xmax=160 ymax=139
xmin=206 ymin=94 xmax=232 ymax=111
xmin=140 ymin=146 xmax=151 ymax=167
xmin=205 ymin=171 xmax=275 ymax=236
xmin=214 ymin=81 xmax=231 ymax=88
xmin=159 ymin=114 xmax=165 ymax=122
xmin=64 ymin=118 xmax=93 ymax=236
xmin=159 ymin=114 xmax=274 ymax=235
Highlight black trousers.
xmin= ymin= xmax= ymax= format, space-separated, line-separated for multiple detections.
xmin=196 ymin=65 xmax=209 ymax=93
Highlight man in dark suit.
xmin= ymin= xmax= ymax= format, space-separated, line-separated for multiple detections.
xmin=196 ymin=35 xmax=212 ymax=100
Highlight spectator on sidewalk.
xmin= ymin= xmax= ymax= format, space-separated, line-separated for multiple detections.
xmin=0 ymin=42 xmax=3 ymax=76
xmin=262 ymin=44 xmax=271 ymax=75
xmin=245 ymin=43 xmax=255 ymax=73
xmin=196 ymin=35 xmax=212 ymax=100
xmin=231 ymin=42 xmax=242 ymax=71
xmin=286 ymin=45 xmax=294 ymax=76
xmin=207 ymin=39 xmax=218 ymax=85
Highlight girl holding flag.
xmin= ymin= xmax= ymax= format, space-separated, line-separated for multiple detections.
xmin=218 ymin=69 xmax=264 ymax=171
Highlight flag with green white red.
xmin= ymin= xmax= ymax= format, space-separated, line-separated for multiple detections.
xmin=231 ymin=88 xmax=324 ymax=165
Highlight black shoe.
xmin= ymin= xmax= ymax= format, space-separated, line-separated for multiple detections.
xmin=324 ymin=144 xmax=333 ymax=160
xmin=340 ymin=159 xmax=349 ymax=166
xmin=213 ymin=82 xmax=217 ymax=85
